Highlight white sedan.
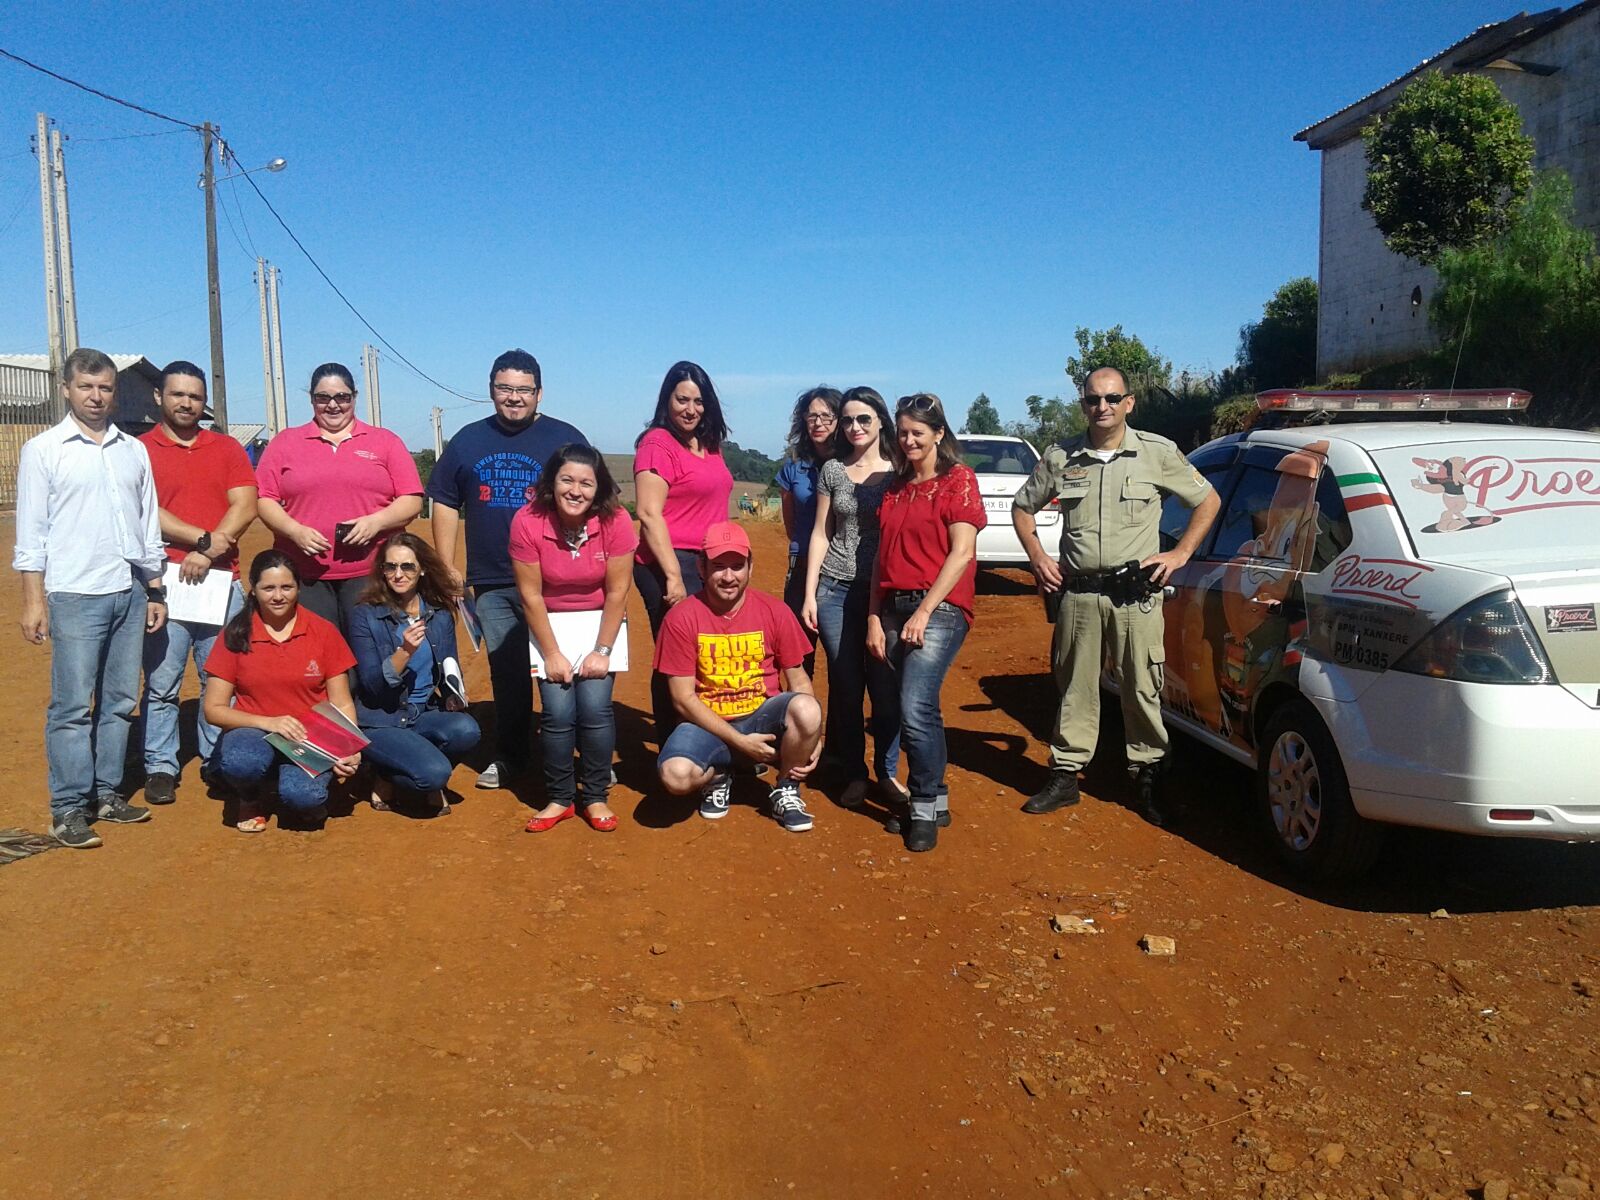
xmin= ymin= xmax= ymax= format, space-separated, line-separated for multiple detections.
xmin=1139 ymin=390 xmax=1599 ymax=878
xmin=959 ymin=435 xmax=1061 ymax=566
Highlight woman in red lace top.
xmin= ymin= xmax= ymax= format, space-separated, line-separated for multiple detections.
xmin=866 ymin=393 xmax=987 ymax=852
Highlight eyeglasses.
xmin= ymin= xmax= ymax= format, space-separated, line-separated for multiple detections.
xmin=491 ymin=384 xmax=539 ymax=399
xmin=381 ymin=562 xmax=420 ymax=576
xmin=841 ymin=413 xmax=876 ymax=428
xmin=897 ymin=394 xmax=939 ymax=413
xmin=804 ymin=413 xmax=837 ymax=427
xmin=1080 ymin=392 xmax=1130 ymax=408
xmin=312 ymin=391 xmax=355 ymax=406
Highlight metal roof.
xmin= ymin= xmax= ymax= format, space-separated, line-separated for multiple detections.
xmin=1292 ymin=3 xmax=1595 ymax=150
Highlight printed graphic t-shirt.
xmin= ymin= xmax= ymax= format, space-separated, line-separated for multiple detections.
xmin=427 ymin=414 xmax=590 ymax=589
xmin=653 ymin=589 xmax=809 ymax=719
xmin=204 ymin=609 xmax=357 ymax=717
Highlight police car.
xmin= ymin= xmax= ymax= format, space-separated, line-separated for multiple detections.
xmin=959 ymin=435 xmax=1062 ymax=566
xmin=1142 ymin=389 xmax=1600 ymax=878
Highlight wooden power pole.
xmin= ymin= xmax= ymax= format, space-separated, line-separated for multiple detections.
xmin=202 ymin=122 xmax=229 ymax=432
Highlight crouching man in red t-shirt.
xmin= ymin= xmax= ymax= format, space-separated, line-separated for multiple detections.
xmin=654 ymin=522 xmax=822 ymax=831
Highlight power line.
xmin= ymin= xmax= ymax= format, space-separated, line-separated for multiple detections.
xmin=224 ymin=169 xmax=260 ymax=258
xmin=0 ymin=47 xmax=202 ymax=130
xmin=1 ymin=45 xmax=485 ymax=405
xmin=231 ymin=149 xmax=486 ymax=403
xmin=68 ymin=128 xmax=191 ymax=144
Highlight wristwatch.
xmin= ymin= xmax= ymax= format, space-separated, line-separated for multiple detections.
xmin=593 ymin=644 xmax=613 ymax=657
xmin=195 ymin=532 xmax=213 ymax=556
xmin=146 ymin=584 xmax=168 ymax=604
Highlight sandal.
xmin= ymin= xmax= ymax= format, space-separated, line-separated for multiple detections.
xmin=235 ymin=814 xmax=268 ymax=833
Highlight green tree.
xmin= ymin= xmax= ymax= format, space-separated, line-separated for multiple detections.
xmin=411 ymin=448 xmax=437 ymax=487
xmin=1432 ymin=171 xmax=1600 ymax=429
xmin=962 ymin=393 xmax=1002 ymax=434
xmin=1237 ymin=277 xmax=1318 ymax=389
xmin=721 ymin=440 xmax=782 ymax=484
xmin=1007 ymin=394 xmax=1085 ymax=449
xmin=1361 ymin=71 xmax=1534 ymax=265
xmin=1064 ymin=325 xmax=1172 ymax=393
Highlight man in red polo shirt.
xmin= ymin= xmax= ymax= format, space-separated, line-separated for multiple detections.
xmin=138 ymin=361 xmax=258 ymax=805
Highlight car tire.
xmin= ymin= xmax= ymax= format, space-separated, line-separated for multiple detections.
xmin=1256 ymin=700 xmax=1384 ymax=880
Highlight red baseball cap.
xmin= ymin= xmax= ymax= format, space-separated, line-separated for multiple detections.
xmin=702 ymin=521 xmax=751 ymax=559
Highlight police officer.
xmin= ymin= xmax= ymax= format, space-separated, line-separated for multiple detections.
xmin=1011 ymin=367 xmax=1220 ymax=825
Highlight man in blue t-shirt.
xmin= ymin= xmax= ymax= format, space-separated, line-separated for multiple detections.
xmin=429 ymin=348 xmax=589 ymax=789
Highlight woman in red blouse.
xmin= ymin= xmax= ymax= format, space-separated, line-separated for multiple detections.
xmin=866 ymin=393 xmax=987 ymax=852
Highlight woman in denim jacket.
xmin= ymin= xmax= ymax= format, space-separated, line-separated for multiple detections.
xmin=348 ymin=532 xmax=480 ymax=814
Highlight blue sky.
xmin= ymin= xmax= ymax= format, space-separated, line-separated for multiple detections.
xmin=0 ymin=2 xmax=1514 ymax=455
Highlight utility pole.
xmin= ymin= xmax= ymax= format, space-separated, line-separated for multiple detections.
xmin=361 ymin=344 xmax=382 ymax=427
xmin=268 ymin=265 xmax=287 ymax=432
xmin=49 ymin=129 xmax=79 ymax=355
xmin=256 ymin=258 xmax=277 ymax=434
xmin=431 ymin=406 xmax=444 ymax=458
xmin=201 ymin=122 xmax=229 ymax=432
xmin=35 ymin=113 xmax=64 ymax=409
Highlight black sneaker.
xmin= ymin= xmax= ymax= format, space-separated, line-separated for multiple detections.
xmin=768 ymin=781 xmax=813 ymax=832
xmin=904 ymin=818 xmax=939 ymax=853
xmin=1021 ymin=771 xmax=1081 ymax=815
xmin=699 ymin=774 xmax=732 ymax=820
xmin=51 ymin=811 xmax=102 ymax=849
xmin=1134 ymin=763 xmax=1166 ymax=827
xmin=885 ymin=810 xmax=951 ymax=834
xmin=96 ymin=795 xmax=152 ymax=824
xmin=144 ymin=772 xmax=178 ymax=806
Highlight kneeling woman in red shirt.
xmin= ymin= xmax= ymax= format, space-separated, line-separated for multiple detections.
xmin=204 ymin=550 xmax=362 ymax=832
xmin=866 ymin=393 xmax=987 ymax=854
xmin=512 ymin=445 xmax=637 ymax=834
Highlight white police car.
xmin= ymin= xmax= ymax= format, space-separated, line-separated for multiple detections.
xmin=1145 ymin=389 xmax=1600 ymax=878
xmin=960 ymin=435 xmax=1062 ymax=566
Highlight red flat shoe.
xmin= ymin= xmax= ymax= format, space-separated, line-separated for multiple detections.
xmin=524 ymin=806 xmax=575 ymax=834
xmin=579 ymin=805 xmax=618 ymax=832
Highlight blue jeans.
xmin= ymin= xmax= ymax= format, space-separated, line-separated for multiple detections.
xmin=363 ymin=708 xmax=481 ymax=793
xmin=46 ymin=587 xmax=146 ymax=818
xmin=635 ymin=551 xmax=703 ymax=738
xmin=475 ymin=585 xmax=536 ymax=767
xmin=815 ymin=574 xmax=900 ymax=784
xmin=657 ymin=693 xmax=797 ymax=774
xmin=538 ymin=674 xmax=616 ymax=807
xmin=141 ymin=580 xmax=244 ymax=775
xmin=879 ymin=599 xmax=969 ymax=822
xmin=213 ymin=727 xmax=331 ymax=811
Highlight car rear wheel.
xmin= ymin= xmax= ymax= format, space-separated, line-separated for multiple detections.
xmin=1256 ymin=700 xmax=1384 ymax=880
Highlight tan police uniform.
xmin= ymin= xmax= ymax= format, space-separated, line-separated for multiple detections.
xmin=1012 ymin=426 xmax=1213 ymax=773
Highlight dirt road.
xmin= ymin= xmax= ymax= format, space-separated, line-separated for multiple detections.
xmin=1 ymin=515 xmax=1595 ymax=1199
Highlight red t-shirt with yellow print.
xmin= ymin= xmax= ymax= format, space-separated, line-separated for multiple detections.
xmin=653 ymin=590 xmax=810 ymax=719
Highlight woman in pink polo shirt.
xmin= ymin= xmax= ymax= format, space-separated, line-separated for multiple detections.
xmin=256 ymin=363 xmax=424 ymax=632
xmin=512 ymin=445 xmax=637 ymax=834
xmin=632 ymin=361 xmax=734 ymax=738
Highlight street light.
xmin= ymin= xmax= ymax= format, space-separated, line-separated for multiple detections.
xmin=197 ymin=125 xmax=285 ymax=433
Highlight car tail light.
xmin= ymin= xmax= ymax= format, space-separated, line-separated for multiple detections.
xmin=1392 ymin=591 xmax=1556 ymax=685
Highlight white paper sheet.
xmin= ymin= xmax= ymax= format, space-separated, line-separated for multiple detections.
xmin=529 ymin=612 xmax=629 ymax=676
xmin=162 ymin=562 xmax=235 ymax=625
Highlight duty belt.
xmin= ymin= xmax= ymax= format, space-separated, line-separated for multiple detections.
xmin=1061 ymin=561 xmax=1161 ymax=604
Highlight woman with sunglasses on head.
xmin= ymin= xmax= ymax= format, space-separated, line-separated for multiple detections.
xmin=203 ymin=550 xmax=361 ymax=833
xmin=633 ymin=361 xmax=734 ymax=738
xmin=347 ymin=532 xmax=480 ymax=816
xmin=514 ymin=445 xmax=637 ymax=833
xmin=775 ymin=387 xmax=841 ymax=673
xmin=865 ymin=393 xmax=987 ymax=852
xmin=802 ymin=387 xmax=901 ymax=808
xmin=255 ymin=363 xmax=424 ymax=633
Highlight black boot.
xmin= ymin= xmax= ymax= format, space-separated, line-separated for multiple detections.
xmin=1134 ymin=762 xmax=1166 ymax=827
xmin=1021 ymin=771 xmax=1080 ymax=815
xmin=904 ymin=818 xmax=939 ymax=852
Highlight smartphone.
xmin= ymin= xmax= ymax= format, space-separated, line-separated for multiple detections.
xmin=335 ymin=521 xmax=355 ymax=542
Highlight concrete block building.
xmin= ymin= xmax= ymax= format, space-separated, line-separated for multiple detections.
xmin=1296 ymin=1 xmax=1600 ymax=378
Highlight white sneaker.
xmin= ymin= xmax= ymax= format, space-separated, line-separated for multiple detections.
xmin=476 ymin=761 xmax=509 ymax=790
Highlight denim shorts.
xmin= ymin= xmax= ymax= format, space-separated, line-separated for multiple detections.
xmin=656 ymin=693 xmax=798 ymax=772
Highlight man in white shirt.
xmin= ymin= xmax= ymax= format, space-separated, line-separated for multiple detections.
xmin=14 ymin=348 xmax=169 ymax=848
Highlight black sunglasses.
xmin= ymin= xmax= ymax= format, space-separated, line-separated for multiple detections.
xmin=1080 ymin=392 xmax=1130 ymax=408
xmin=381 ymin=562 xmax=420 ymax=575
